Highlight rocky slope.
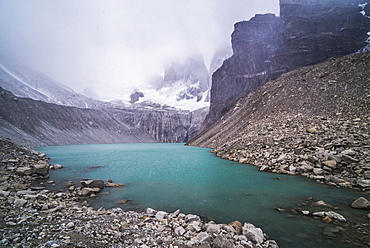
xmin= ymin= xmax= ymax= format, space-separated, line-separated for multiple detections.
xmin=202 ymin=0 xmax=370 ymax=130
xmin=188 ymin=52 xmax=370 ymax=192
xmin=0 ymin=138 xmax=279 ymax=248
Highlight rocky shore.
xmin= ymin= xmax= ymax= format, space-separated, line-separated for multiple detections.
xmin=0 ymin=138 xmax=279 ymax=248
xmin=213 ymin=113 xmax=370 ymax=193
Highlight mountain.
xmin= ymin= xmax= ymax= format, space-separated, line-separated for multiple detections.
xmin=201 ymin=14 xmax=282 ymax=131
xmin=188 ymin=51 xmax=370 ymax=148
xmin=201 ymin=0 xmax=370 ymax=130
xmin=0 ymin=87 xmax=157 ymax=147
xmin=187 ymin=51 xmax=370 ymax=191
xmin=0 ymin=60 xmax=209 ymax=145
xmin=126 ymin=54 xmax=210 ymax=111
xmin=0 ymin=62 xmax=100 ymax=108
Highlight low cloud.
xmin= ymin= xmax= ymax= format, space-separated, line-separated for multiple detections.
xmin=0 ymin=0 xmax=279 ymax=100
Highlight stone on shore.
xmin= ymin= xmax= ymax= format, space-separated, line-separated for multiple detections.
xmin=242 ymin=223 xmax=264 ymax=244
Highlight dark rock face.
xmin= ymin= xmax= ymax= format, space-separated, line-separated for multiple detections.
xmin=129 ymin=90 xmax=144 ymax=103
xmin=273 ymin=0 xmax=370 ymax=77
xmin=202 ymin=14 xmax=282 ymax=131
xmin=202 ymin=0 xmax=370 ymax=130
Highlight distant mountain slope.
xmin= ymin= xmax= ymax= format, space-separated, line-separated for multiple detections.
xmin=188 ymin=52 xmax=370 ymax=148
xmin=0 ymin=61 xmax=208 ymax=144
xmin=0 ymin=87 xmax=156 ymax=147
xmin=0 ymin=62 xmax=100 ymax=108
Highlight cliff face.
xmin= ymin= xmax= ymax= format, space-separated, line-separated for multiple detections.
xmin=0 ymin=87 xmax=157 ymax=147
xmin=202 ymin=14 xmax=282 ymax=130
xmin=109 ymin=106 xmax=208 ymax=143
xmin=202 ymin=0 xmax=370 ymax=130
xmin=272 ymin=0 xmax=370 ymax=77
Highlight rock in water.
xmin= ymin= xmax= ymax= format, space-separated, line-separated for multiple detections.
xmin=351 ymin=197 xmax=370 ymax=209
xmin=80 ymin=179 xmax=105 ymax=189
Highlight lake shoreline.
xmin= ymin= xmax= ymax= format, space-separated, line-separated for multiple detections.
xmin=0 ymin=137 xmax=279 ymax=247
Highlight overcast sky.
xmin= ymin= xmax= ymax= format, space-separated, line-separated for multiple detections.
xmin=0 ymin=0 xmax=279 ymax=100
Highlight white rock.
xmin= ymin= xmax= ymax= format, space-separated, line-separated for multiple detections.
xmin=206 ymin=223 xmax=221 ymax=234
xmin=175 ymin=226 xmax=186 ymax=236
xmin=155 ymin=211 xmax=167 ymax=220
xmin=242 ymin=223 xmax=264 ymax=244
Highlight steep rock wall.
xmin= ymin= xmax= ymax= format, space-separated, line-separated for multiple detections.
xmin=202 ymin=14 xmax=282 ymax=131
xmin=201 ymin=0 xmax=370 ymax=131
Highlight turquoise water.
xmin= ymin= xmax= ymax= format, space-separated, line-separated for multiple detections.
xmin=37 ymin=143 xmax=368 ymax=248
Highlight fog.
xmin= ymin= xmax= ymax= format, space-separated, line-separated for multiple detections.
xmin=0 ymin=0 xmax=279 ymax=100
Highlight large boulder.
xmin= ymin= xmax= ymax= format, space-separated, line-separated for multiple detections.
xmin=351 ymin=197 xmax=370 ymax=209
xmin=242 ymin=223 xmax=264 ymax=244
xmin=33 ymin=163 xmax=49 ymax=176
xmin=80 ymin=179 xmax=105 ymax=189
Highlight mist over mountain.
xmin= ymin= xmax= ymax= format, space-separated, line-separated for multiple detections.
xmin=0 ymin=61 xmax=100 ymax=108
xmin=125 ymin=54 xmax=211 ymax=111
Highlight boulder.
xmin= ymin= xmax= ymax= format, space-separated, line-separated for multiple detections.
xmin=16 ymin=167 xmax=33 ymax=176
xmin=80 ymin=179 xmax=105 ymax=189
xmin=79 ymin=187 xmax=101 ymax=196
xmin=206 ymin=223 xmax=221 ymax=234
xmin=322 ymin=160 xmax=336 ymax=168
xmin=358 ymin=179 xmax=370 ymax=188
xmin=155 ymin=211 xmax=167 ymax=220
xmin=33 ymin=163 xmax=49 ymax=176
xmin=190 ymin=232 xmax=213 ymax=244
xmin=174 ymin=226 xmax=186 ymax=236
xmin=351 ymin=197 xmax=370 ymax=209
xmin=242 ymin=223 xmax=264 ymax=244
xmin=229 ymin=220 xmax=243 ymax=235
xmin=185 ymin=214 xmax=201 ymax=222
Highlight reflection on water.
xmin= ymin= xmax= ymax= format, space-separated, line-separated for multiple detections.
xmin=37 ymin=143 xmax=369 ymax=248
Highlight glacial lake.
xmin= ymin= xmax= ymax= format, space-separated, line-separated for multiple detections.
xmin=36 ymin=143 xmax=369 ymax=248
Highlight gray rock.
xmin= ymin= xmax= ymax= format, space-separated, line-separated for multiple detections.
xmin=206 ymin=223 xmax=221 ymax=234
xmin=155 ymin=211 xmax=167 ymax=220
xmin=364 ymin=171 xmax=370 ymax=179
xmin=15 ymin=167 xmax=32 ymax=176
xmin=351 ymin=197 xmax=370 ymax=209
xmin=213 ymin=236 xmax=234 ymax=248
xmin=33 ymin=163 xmax=49 ymax=176
xmin=80 ymin=179 xmax=105 ymax=189
xmin=186 ymin=214 xmax=201 ymax=222
xmin=65 ymin=222 xmax=75 ymax=229
xmin=242 ymin=223 xmax=264 ymax=244
xmin=14 ymin=198 xmax=27 ymax=206
xmin=190 ymin=232 xmax=213 ymax=244
xmin=358 ymin=179 xmax=370 ymax=188
xmin=174 ymin=226 xmax=186 ymax=236
xmin=313 ymin=168 xmax=324 ymax=175
xmin=342 ymin=154 xmax=358 ymax=163
xmin=313 ymin=211 xmax=346 ymax=222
